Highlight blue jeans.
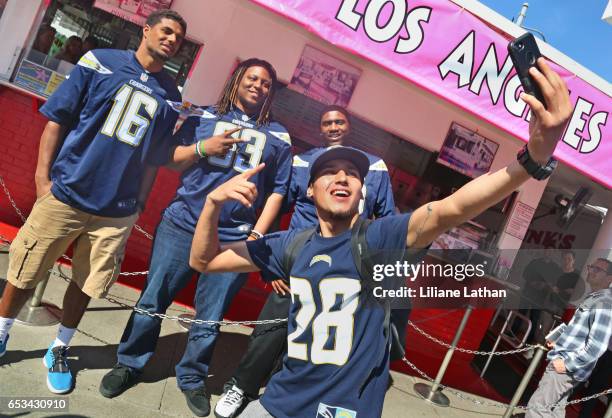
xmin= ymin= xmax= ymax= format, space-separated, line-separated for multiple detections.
xmin=116 ymin=216 xmax=247 ymax=390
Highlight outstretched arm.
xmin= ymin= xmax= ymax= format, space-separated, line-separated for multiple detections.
xmin=189 ymin=163 xmax=266 ymax=273
xmin=407 ymin=58 xmax=572 ymax=248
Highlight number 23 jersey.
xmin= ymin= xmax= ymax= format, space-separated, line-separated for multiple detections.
xmin=40 ymin=49 xmax=181 ymax=217
xmin=165 ymin=106 xmax=292 ymax=240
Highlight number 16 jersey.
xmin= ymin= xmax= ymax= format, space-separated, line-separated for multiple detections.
xmin=40 ymin=49 xmax=182 ymax=217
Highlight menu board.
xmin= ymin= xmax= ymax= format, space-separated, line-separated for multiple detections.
xmin=13 ymin=60 xmax=66 ymax=97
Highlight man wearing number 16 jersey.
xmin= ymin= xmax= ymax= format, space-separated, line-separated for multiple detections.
xmin=99 ymin=58 xmax=292 ymax=417
xmin=0 ymin=10 xmax=188 ymax=395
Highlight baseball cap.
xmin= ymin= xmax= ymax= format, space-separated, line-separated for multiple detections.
xmin=309 ymin=146 xmax=370 ymax=184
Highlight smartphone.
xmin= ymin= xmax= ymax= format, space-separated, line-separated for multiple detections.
xmin=508 ymin=33 xmax=546 ymax=106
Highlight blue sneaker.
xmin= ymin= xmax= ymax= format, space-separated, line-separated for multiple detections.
xmin=0 ymin=334 xmax=9 ymax=357
xmin=43 ymin=344 xmax=73 ymax=394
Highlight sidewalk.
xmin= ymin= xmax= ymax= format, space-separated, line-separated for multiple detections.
xmin=0 ymin=247 xmax=511 ymax=417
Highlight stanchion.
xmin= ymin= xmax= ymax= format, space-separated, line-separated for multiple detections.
xmin=414 ymin=305 xmax=473 ymax=407
xmin=604 ymin=400 xmax=612 ymax=418
xmin=502 ymin=344 xmax=546 ymax=418
xmin=15 ymin=272 xmax=62 ymax=326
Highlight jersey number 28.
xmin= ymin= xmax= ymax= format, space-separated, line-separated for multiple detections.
xmin=288 ymin=278 xmax=359 ymax=366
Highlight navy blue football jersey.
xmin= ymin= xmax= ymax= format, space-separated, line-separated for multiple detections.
xmin=246 ymin=214 xmax=412 ymax=418
xmin=288 ymin=147 xmax=396 ymax=230
xmin=164 ymin=106 xmax=292 ymax=240
xmin=40 ymin=49 xmax=181 ymax=217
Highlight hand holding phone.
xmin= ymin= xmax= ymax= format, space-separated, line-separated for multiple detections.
xmin=508 ymin=33 xmax=546 ymax=106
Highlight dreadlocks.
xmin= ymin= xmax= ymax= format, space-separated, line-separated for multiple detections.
xmin=216 ymin=58 xmax=278 ymax=127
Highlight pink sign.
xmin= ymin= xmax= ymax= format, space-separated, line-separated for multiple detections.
xmin=250 ymin=0 xmax=611 ymax=188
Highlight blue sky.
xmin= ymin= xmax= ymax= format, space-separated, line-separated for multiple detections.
xmin=476 ymin=0 xmax=612 ymax=83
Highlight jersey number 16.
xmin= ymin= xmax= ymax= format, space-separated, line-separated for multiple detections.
xmin=100 ymin=84 xmax=158 ymax=147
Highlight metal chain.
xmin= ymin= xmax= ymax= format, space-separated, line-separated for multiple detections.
xmin=133 ymin=223 xmax=154 ymax=240
xmin=401 ymin=356 xmax=612 ymax=412
xmin=49 ymin=269 xmax=287 ymax=327
xmin=0 ymin=174 xmax=27 ymax=223
xmin=408 ymin=320 xmax=538 ymax=355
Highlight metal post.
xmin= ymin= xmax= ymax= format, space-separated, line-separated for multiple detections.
xmin=516 ymin=2 xmax=529 ymax=27
xmin=502 ymin=344 xmax=546 ymax=418
xmin=15 ymin=272 xmax=62 ymax=326
xmin=604 ymin=400 xmax=612 ymax=418
xmin=414 ymin=305 xmax=473 ymax=407
xmin=480 ymin=310 xmax=513 ymax=378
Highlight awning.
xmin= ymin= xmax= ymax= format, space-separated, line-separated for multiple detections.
xmin=251 ymin=0 xmax=612 ymax=189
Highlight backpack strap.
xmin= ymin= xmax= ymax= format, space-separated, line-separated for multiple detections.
xmin=281 ymin=227 xmax=316 ymax=279
xmin=351 ymin=217 xmax=394 ymax=396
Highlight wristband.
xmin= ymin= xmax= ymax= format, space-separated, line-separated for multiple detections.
xmin=249 ymin=229 xmax=263 ymax=240
xmin=198 ymin=140 xmax=207 ymax=158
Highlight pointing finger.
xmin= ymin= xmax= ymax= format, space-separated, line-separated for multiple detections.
xmin=242 ymin=163 xmax=266 ymax=179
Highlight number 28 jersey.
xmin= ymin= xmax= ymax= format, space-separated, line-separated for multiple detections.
xmin=40 ymin=49 xmax=181 ymax=217
xmin=164 ymin=106 xmax=292 ymax=241
xmin=246 ymin=214 xmax=413 ymax=418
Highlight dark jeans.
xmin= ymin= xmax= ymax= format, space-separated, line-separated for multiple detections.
xmin=116 ymin=216 xmax=247 ymax=390
xmin=578 ymin=349 xmax=612 ymax=418
xmin=232 ymin=291 xmax=411 ymax=396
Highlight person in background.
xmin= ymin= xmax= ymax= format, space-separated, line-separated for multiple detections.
xmin=517 ymin=248 xmax=562 ymax=357
xmin=82 ymin=35 xmax=99 ymax=55
xmin=526 ymin=258 xmax=612 ymax=418
xmin=0 ymin=9 xmax=187 ymax=394
xmin=32 ymin=24 xmax=56 ymax=55
xmin=54 ymin=35 xmax=83 ymax=64
xmin=550 ymin=250 xmax=580 ymax=313
xmin=99 ymin=58 xmax=292 ymax=418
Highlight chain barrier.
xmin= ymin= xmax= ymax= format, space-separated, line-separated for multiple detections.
xmin=401 ymin=356 xmax=612 ymax=412
xmin=3 ymin=174 xmax=612 ymax=408
xmin=407 ymin=319 xmax=537 ymax=355
xmin=50 ymin=268 xmax=287 ymax=327
xmin=0 ymin=174 xmax=27 ymax=223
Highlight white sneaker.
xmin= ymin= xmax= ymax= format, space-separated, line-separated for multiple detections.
xmin=214 ymin=385 xmax=245 ymax=418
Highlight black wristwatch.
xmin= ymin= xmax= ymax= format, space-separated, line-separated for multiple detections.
xmin=517 ymin=145 xmax=557 ymax=180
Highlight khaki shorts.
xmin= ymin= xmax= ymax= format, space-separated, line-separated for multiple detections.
xmin=7 ymin=192 xmax=137 ymax=298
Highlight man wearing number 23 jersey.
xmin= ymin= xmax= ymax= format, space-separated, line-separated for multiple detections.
xmin=0 ymin=10 xmax=187 ymax=395
xmin=100 ymin=58 xmax=292 ymax=417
